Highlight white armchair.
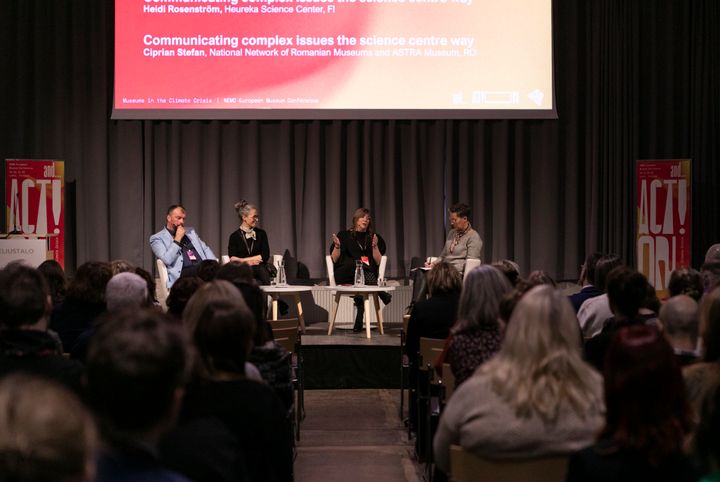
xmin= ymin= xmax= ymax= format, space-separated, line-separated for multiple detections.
xmin=463 ymin=258 xmax=482 ymax=282
xmin=156 ymin=258 xmax=170 ymax=308
xmin=325 ymin=255 xmax=389 ymax=332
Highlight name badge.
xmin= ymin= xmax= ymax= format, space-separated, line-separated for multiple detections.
xmin=361 ymin=256 xmax=369 ymax=266
xmin=187 ymin=249 xmax=197 ymax=261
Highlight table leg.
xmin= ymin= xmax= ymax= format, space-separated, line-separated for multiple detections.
xmin=294 ymin=294 xmax=305 ymax=333
xmin=372 ymin=293 xmax=384 ymax=335
xmin=364 ymin=295 xmax=371 ymax=339
xmin=271 ymin=295 xmax=279 ymax=320
xmin=328 ymin=291 xmax=342 ymax=335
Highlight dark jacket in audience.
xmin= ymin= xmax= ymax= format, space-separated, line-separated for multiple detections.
xmin=566 ymin=437 xmax=700 ymax=482
xmin=50 ymin=301 xmax=105 ymax=352
xmin=0 ymin=329 xmax=85 ymax=397
xmin=584 ymin=316 xmax=654 ymax=371
xmin=96 ymin=435 xmax=192 ymax=482
xmin=404 ymin=291 xmax=460 ymax=359
xmin=159 ymin=417 xmax=248 ymax=482
xmin=248 ymin=342 xmax=293 ymax=412
xmin=569 ymin=285 xmax=603 ymax=312
xmin=166 ymin=378 xmax=293 ymax=482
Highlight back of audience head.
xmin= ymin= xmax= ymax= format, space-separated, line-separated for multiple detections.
xmin=659 ymin=294 xmax=699 ymax=346
xmin=701 ymin=261 xmax=720 ymax=294
xmin=580 ymin=252 xmax=603 ymax=286
xmin=166 ymin=276 xmax=203 ymax=320
xmin=491 ymin=259 xmax=521 ymax=287
xmin=427 ymin=260 xmax=462 ymax=297
xmin=642 ymin=281 xmax=662 ymax=315
xmin=87 ymin=308 xmax=189 ymax=437
xmin=668 ymin=267 xmax=704 ymax=301
xmin=486 ymin=285 xmax=600 ymax=421
xmin=455 ymin=265 xmax=512 ymax=332
xmin=0 ymin=263 xmax=51 ymax=330
xmin=38 ymin=259 xmax=67 ymax=306
xmin=105 ymin=272 xmax=149 ymax=312
xmin=134 ymin=267 xmax=158 ymax=306
xmin=215 ymin=261 xmax=255 ymax=286
xmin=0 ymin=374 xmax=97 ymax=482
xmin=594 ymin=254 xmax=623 ymax=292
xmin=499 ymin=270 xmax=557 ymax=323
xmin=196 ymin=259 xmax=220 ymax=282
xmin=524 ymin=270 xmax=556 ymax=288
xmin=233 ymin=281 xmax=272 ymax=346
xmin=695 ymin=382 xmax=720 ymax=476
xmin=183 ymin=280 xmax=256 ymax=377
xmin=109 ymin=259 xmax=135 ymax=276
xmin=606 ymin=266 xmax=648 ymax=320
xmin=699 ymin=286 xmax=720 ymax=362
xmin=66 ymin=261 xmax=113 ymax=306
xmin=603 ymin=325 xmax=691 ymax=463
xmin=706 ymin=244 xmax=720 ymax=264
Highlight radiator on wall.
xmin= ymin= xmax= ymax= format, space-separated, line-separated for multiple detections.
xmin=290 ymin=286 xmax=413 ymax=328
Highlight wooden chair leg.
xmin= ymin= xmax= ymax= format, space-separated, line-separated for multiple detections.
xmin=364 ymin=295 xmax=371 ymax=338
xmin=294 ymin=294 xmax=306 ymax=333
xmin=328 ymin=292 xmax=341 ymax=335
xmin=372 ymin=293 xmax=384 ymax=335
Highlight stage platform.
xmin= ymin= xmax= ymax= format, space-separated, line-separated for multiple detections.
xmin=300 ymin=322 xmax=404 ymax=390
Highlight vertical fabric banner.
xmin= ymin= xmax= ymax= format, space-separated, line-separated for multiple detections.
xmin=636 ymin=159 xmax=691 ymax=299
xmin=5 ymin=159 xmax=65 ymax=268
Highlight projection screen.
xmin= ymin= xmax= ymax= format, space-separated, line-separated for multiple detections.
xmin=113 ymin=0 xmax=555 ymax=119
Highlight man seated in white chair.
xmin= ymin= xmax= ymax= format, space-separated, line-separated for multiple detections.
xmin=150 ymin=204 xmax=217 ymax=289
xmin=411 ymin=202 xmax=483 ymax=303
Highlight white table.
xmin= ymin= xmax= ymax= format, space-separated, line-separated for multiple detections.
xmin=261 ymin=285 xmax=314 ymax=333
xmin=326 ymin=285 xmax=396 ymax=339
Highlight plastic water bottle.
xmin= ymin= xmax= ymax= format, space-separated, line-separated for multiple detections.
xmin=277 ymin=260 xmax=287 ymax=287
xmin=354 ymin=260 xmax=365 ymax=287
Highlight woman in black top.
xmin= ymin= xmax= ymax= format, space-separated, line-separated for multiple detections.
xmin=330 ymin=207 xmax=391 ymax=332
xmin=228 ymin=200 xmax=272 ymax=285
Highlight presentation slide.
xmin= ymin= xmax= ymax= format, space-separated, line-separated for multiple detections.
xmin=113 ymin=0 xmax=554 ymax=119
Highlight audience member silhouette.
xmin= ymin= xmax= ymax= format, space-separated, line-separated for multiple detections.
xmin=577 ymin=254 xmax=623 ymax=338
xmin=584 ymin=266 xmax=654 ymax=370
xmin=569 ymin=252 xmax=603 ymax=312
xmin=38 ymin=259 xmax=67 ymax=306
xmin=87 ymin=308 xmax=192 ymax=482
xmin=684 ymin=286 xmax=720 ymax=419
xmin=445 ymin=264 xmax=512 ymax=386
xmin=660 ymin=294 xmax=700 ymax=366
xmin=166 ymin=276 xmax=203 ymax=322
xmin=669 ymin=268 xmax=704 ymax=302
xmin=567 ymin=325 xmax=698 ymax=482
xmin=0 ymin=374 xmax=98 ymax=482
xmin=0 ymin=263 xmax=85 ymax=396
xmin=491 ymin=259 xmax=522 ymax=287
xmin=50 ymin=261 xmax=112 ymax=351
xmin=434 ymin=285 xmax=604 ymax=473
xmin=164 ymin=280 xmax=293 ymax=482
xmin=694 ymin=381 xmax=720 ymax=481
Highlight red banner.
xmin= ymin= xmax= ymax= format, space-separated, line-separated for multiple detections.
xmin=5 ymin=160 xmax=65 ymax=268
xmin=636 ymin=159 xmax=691 ymax=298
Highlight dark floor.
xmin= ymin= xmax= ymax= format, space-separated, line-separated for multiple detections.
xmin=295 ymin=388 xmax=424 ymax=482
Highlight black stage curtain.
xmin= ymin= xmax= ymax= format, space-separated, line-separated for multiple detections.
xmin=0 ymin=0 xmax=718 ymax=279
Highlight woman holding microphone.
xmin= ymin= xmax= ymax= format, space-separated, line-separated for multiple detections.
xmin=330 ymin=207 xmax=391 ymax=332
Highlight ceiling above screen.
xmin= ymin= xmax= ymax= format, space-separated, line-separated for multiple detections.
xmin=112 ymin=0 xmax=555 ymax=120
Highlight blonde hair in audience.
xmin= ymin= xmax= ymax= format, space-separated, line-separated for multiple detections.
xmin=0 ymin=374 xmax=97 ymax=482
xmin=481 ymin=285 xmax=603 ymax=422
